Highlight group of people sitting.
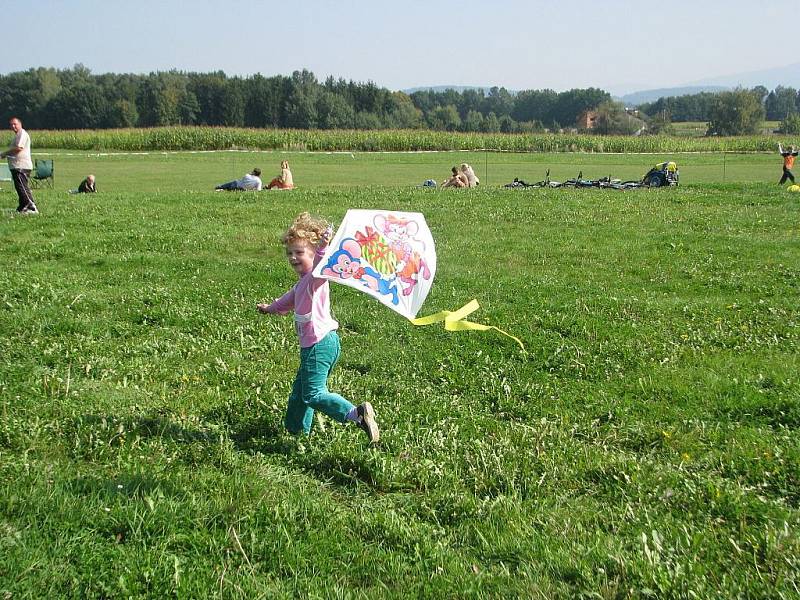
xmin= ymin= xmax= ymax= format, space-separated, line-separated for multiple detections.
xmin=65 ymin=161 xmax=295 ymax=196
xmin=441 ymin=163 xmax=479 ymax=188
xmin=215 ymin=160 xmax=294 ymax=192
xmin=70 ymin=159 xmax=477 ymax=196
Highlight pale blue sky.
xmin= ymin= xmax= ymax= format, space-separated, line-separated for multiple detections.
xmin=3 ymin=0 xmax=795 ymax=94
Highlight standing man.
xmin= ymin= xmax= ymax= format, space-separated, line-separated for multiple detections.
xmin=778 ymin=142 xmax=799 ymax=185
xmin=1 ymin=117 xmax=38 ymax=214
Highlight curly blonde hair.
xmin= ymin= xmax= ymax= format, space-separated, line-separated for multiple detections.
xmin=281 ymin=212 xmax=330 ymax=246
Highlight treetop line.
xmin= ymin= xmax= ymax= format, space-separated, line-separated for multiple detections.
xmin=1 ymin=66 xmax=795 ymax=136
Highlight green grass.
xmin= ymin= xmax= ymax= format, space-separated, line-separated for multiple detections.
xmin=1 ymin=152 xmax=799 ymax=598
xmin=669 ymin=122 xmax=782 ymax=138
xmin=669 ymin=121 xmax=782 ymax=137
xmin=670 ymin=122 xmax=709 ymax=137
xmin=13 ymin=147 xmax=791 ymax=193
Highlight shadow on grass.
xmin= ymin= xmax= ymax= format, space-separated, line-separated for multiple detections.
xmin=230 ymin=416 xmax=299 ymax=456
xmin=301 ymin=454 xmax=384 ymax=489
xmin=229 ymin=416 xmax=392 ymax=490
xmin=68 ymin=413 xmax=214 ymax=446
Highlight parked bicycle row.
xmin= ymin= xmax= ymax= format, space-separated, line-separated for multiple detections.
xmin=503 ymin=161 xmax=680 ymax=190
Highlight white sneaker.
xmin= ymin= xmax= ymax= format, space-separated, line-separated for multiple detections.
xmin=356 ymin=402 xmax=379 ymax=443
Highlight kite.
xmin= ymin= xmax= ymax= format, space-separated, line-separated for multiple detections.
xmin=313 ymin=209 xmax=524 ymax=350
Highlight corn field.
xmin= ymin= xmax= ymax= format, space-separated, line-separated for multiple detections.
xmin=28 ymin=126 xmax=783 ymax=153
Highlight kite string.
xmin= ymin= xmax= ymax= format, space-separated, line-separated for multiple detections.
xmin=410 ymin=300 xmax=525 ymax=351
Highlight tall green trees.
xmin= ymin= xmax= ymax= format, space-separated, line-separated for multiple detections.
xmin=0 ymin=65 xmax=786 ymax=134
xmin=137 ymin=72 xmax=195 ymax=126
xmin=592 ymin=101 xmax=644 ymax=135
xmin=551 ymin=88 xmax=611 ymax=129
xmin=706 ymin=89 xmax=766 ymax=136
xmin=0 ymin=67 xmax=62 ymax=126
xmin=512 ymin=89 xmax=558 ymax=124
xmin=639 ymin=92 xmax=719 ymax=122
xmin=427 ymin=105 xmax=461 ymax=131
xmin=316 ymin=92 xmax=355 ymax=129
xmin=42 ymin=83 xmax=106 ymax=129
xmin=764 ymin=86 xmax=798 ymax=120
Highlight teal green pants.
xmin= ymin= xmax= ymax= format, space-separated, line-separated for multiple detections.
xmin=285 ymin=331 xmax=355 ymax=434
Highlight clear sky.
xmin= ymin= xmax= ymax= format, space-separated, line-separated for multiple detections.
xmin=2 ymin=0 xmax=795 ymax=95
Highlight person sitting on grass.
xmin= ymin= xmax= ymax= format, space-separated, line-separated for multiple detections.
xmin=441 ymin=166 xmax=468 ymax=188
xmin=256 ymin=212 xmax=379 ymax=443
xmin=73 ymin=174 xmax=96 ymax=193
xmin=215 ymin=168 xmax=263 ymax=191
xmin=266 ymin=160 xmax=294 ymax=190
xmin=460 ymin=163 xmax=480 ymax=187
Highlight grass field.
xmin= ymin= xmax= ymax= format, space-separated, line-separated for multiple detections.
xmin=7 ymin=148 xmax=789 ymax=193
xmin=1 ymin=151 xmax=799 ymax=598
xmin=670 ymin=122 xmax=781 ymax=137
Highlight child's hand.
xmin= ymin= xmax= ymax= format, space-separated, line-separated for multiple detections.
xmin=257 ymin=303 xmax=271 ymax=314
xmin=321 ymin=224 xmax=334 ymax=244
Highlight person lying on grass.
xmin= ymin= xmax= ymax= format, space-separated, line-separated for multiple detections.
xmin=257 ymin=212 xmax=379 ymax=442
xmin=215 ymin=168 xmax=263 ymax=191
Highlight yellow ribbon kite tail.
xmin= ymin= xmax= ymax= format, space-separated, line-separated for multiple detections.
xmin=410 ymin=299 xmax=525 ymax=351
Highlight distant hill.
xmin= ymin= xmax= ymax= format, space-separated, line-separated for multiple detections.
xmin=405 ymin=84 xmax=728 ymax=108
xmin=620 ymin=86 xmax=729 ymax=106
xmin=689 ymin=61 xmax=800 ymax=89
xmin=407 ymin=62 xmax=800 ymax=107
xmin=620 ymin=62 xmax=800 ymax=105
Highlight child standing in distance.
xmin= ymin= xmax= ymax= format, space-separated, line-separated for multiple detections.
xmin=257 ymin=212 xmax=379 ymax=442
xmin=778 ymin=143 xmax=799 ymax=184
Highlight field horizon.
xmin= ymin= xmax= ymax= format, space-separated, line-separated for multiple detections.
xmin=2 ymin=147 xmax=786 ymax=196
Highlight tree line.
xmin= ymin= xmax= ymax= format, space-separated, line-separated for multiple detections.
xmin=640 ymin=87 xmax=797 ymax=136
xmin=1 ymin=65 xmax=795 ymax=136
xmin=0 ymin=65 xmax=612 ymax=133
xmin=640 ymin=85 xmax=800 ymax=122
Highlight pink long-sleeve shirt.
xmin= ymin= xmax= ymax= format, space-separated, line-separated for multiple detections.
xmin=264 ymin=246 xmax=339 ymax=348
